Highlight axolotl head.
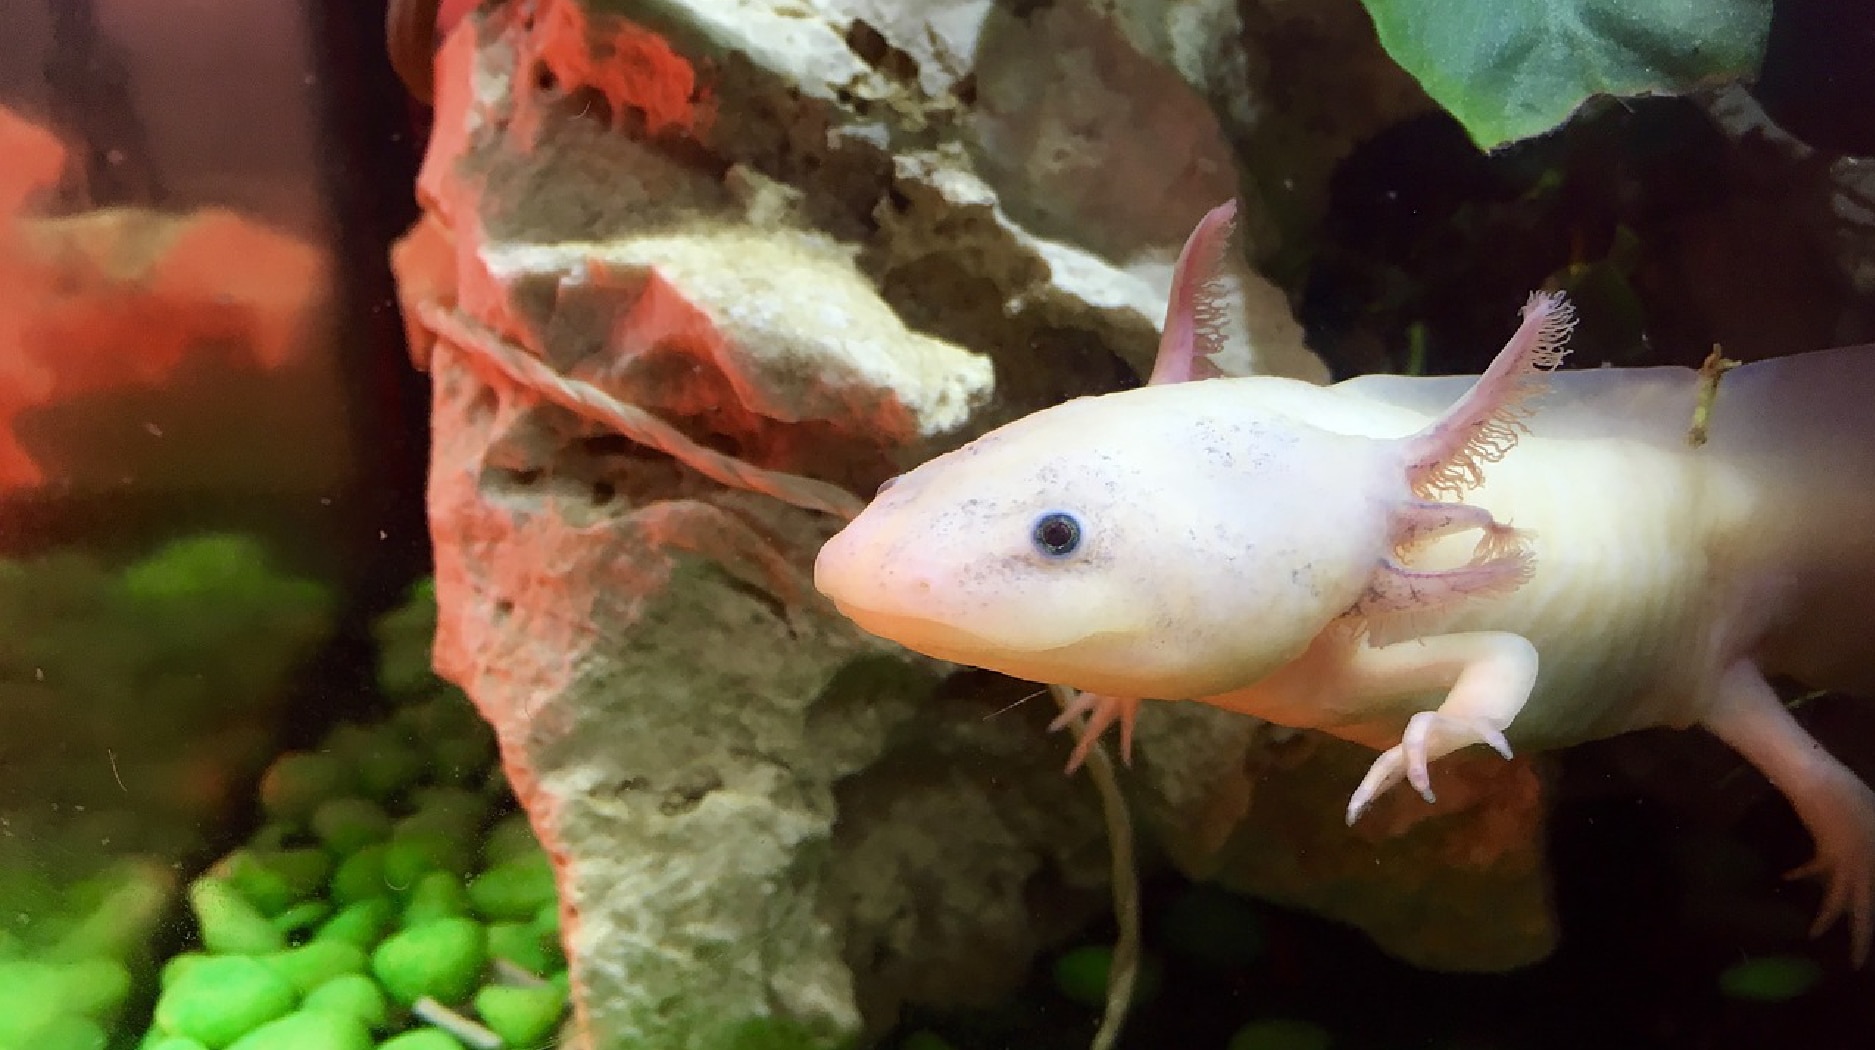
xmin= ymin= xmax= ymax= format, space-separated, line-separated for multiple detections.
xmin=813 ymin=379 xmax=1407 ymax=700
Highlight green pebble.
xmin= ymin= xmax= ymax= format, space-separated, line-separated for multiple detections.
xmin=481 ymin=813 xmax=541 ymax=867
xmin=353 ymin=742 xmax=425 ymax=801
xmin=1052 ymin=946 xmax=1108 ymax=1007
xmin=403 ymin=871 xmax=471 ymax=925
xmin=272 ymin=901 xmax=333 ymax=937
xmin=266 ymin=850 xmax=334 ymax=901
xmin=474 ymin=982 xmax=568 ymax=1047
xmin=1050 ymin=946 xmax=1160 ymax=1009
xmin=310 ymin=798 xmax=392 ymax=855
xmin=302 ymin=974 xmax=389 ymax=1030
xmin=371 ymin=917 xmax=487 ymax=1006
xmin=468 ymin=853 xmax=557 ymax=922
xmin=329 ymin=846 xmax=390 ymax=906
xmin=1159 ymin=884 xmax=1266 ymax=970
xmin=0 ymin=958 xmax=133 ymax=1023
xmin=898 ymin=1032 xmax=956 ymax=1050
xmin=214 ymin=852 xmax=293 ymax=916
xmin=1227 ymin=1019 xmax=1335 ymax=1050
xmin=154 ymin=955 xmax=297 ymax=1049
xmin=224 ymin=1011 xmax=373 ymax=1050
xmin=393 ymin=690 xmax=477 ymax=739
xmin=147 ymin=1039 xmax=211 ymax=1050
xmin=429 ymin=733 xmax=495 ymax=785
xmin=715 ymin=1016 xmax=831 ymax=1050
xmin=486 ymin=922 xmax=556 ymax=977
xmin=1718 ymin=954 xmax=1823 ymax=1003
xmin=162 ymin=953 xmax=210 ymax=989
xmin=190 ymin=877 xmax=287 ymax=955
xmin=246 ymin=824 xmax=296 ymax=852
xmin=37 ymin=1015 xmax=107 ymax=1050
xmin=314 ymin=899 xmax=394 ymax=950
xmin=408 ymin=787 xmax=490 ymax=834
xmin=259 ymin=753 xmax=350 ymax=822
xmin=0 ymin=961 xmax=68 ymax=1044
xmin=263 ymin=942 xmax=368 ymax=993
xmin=384 ymin=832 xmax=468 ymax=885
xmin=377 ymin=1030 xmax=465 ymax=1050
xmin=59 ymin=957 xmax=132 ymax=1018
xmin=534 ymin=902 xmax=560 ymax=936
xmin=218 ymin=850 xmax=332 ymax=916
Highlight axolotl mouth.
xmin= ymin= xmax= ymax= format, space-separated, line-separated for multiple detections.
xmin=822 ymin=598 xmax=1028 ymax=667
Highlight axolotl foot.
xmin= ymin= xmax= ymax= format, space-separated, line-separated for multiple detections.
xmin=1051 ymin=691 xmax=1142 ymax=772
xmin=1325 ymin=630 xmax=1538 ymax=826
xmin=1703 ymin=659 xmax=1875 ymax=966
xmin=1345 ymin=710 xmax=1514 ymax=825
xmin=1780 ymin=766 xmax=1875 ymax=964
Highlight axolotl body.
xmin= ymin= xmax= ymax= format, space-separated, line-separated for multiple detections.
xmin=812 ymin=201 xmax=1875 ymax=962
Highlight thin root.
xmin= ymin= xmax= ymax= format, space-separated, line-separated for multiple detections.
xmin=417 ymin=300 xmax=864 ymax=521
xmin=1050 ymin=684 xmax=1141 ymax=1050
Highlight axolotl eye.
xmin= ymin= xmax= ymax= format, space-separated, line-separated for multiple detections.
xmin=1030 ymin=511 xmax=1084 ymax=558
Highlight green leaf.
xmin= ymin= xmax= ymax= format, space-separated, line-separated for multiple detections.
xmin=1360 ymin=0 xmax=1773 ymax=149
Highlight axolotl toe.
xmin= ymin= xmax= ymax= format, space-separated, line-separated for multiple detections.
xmin=812 ymin=200 xmax=1875 ymax=964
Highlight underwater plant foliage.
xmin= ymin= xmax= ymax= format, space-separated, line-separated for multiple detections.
xmin=1360 ymin=0 xmax=1773 ymax=149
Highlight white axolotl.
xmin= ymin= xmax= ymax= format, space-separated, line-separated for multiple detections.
xmin=813 ymin=200 xmax=1875 ymax=962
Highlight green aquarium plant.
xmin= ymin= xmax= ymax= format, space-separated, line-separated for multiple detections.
xmin=1358 ymin=0 xmax=1773 ymax=148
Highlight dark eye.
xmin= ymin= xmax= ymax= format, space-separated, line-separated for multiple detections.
xmin=1030 ymin=511 xmax=1083 ymax=558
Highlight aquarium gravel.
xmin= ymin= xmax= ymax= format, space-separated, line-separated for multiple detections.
xmin=132 ymin=579 xmax=571 ymax=1050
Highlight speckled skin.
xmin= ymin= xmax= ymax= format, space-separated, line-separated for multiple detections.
xmin=814 ymin=201 xmax=1875 ymax=963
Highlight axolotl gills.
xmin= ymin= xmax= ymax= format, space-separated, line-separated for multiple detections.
xmin=813 ymin=200 xmax=1875 ymax=962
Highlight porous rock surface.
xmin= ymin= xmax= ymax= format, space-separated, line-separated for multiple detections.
xmin=395 ymin=0 xmax=1555 ymax=1046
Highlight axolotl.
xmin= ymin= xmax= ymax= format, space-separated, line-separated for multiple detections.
xmin=813 ymin=201 xmax=1875 ymax=961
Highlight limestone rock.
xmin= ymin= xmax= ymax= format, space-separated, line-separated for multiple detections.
xmin=422 ymin=330 xmax=1110 ymax=1046
xmin=407 ymin=5 xmax=1118 ymax=1047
